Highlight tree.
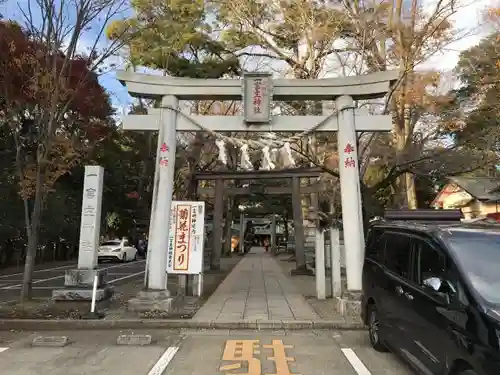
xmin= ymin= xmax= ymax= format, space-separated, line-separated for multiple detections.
xmin=107 ymin=0 xmax=239 ymax=77
xmin=210 ymin=0 xmax=489 ymax=212
xmin=0 ymin=5 xmax=121 ymax=299
xmin=441 ymin=29 xmax=500 ymax=176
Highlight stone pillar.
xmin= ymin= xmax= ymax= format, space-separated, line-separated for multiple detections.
xmin=78 ymin=165 xmax=104 ymax=270
xmin=148 ymin=95 xmax=178 ymax=291
xmin=291 ymin=176 xmax=308 ymax=273
xmin=330 ymin=227 xmax=342 ymax=298
xmin=271 ymin=214 xmax=277 ymax=255
xmin=52 ymin=166 xmax=111 ymax=303
xmin=336 ymin=95 xmax=364 ymax=292
xmin=315 ymin=227 xmax=326 ymax=300
xmin=128 ymin=95 xmax=178 ymax=313
xmin=211 ymin=179 xmax=224 ymax=269
xmin=311 ymin=192 xmax=325 ymax=299
xmin=223 ymin=197 xmax=234 ymax=256
xmin=239 ymin=212 xmax=245 ymax=254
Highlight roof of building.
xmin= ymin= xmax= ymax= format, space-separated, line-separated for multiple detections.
xmin=448 ymin=176 xmax=500 ymax=202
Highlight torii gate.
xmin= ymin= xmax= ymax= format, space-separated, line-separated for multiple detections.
xmin=117 ymin=70 xmax=398 ymax=308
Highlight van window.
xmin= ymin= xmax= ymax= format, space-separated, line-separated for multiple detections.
xmin=384 ymin=233 xmax=412 ymax=278
xmin=366 ymin=228 xmax=385 ymax=261
xmin=414 ymin=239 xmax=446 ymax=285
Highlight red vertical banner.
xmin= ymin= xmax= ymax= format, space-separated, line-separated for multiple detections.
xmin=159 ymin=142 xmax=169 ymax=166
xmin=343 ymin=143 xmax=356 ymax=168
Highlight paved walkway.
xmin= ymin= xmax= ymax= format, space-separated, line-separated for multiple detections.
xmin=194 ymin=247 xmax=320 ymax=321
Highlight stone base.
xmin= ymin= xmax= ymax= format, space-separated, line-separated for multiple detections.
xmin=52 ymin=286 xmax=113 ymax=302
xmin=335 ymin=291 xmax=362 ymax=318
xmin=80 ymin=311 xmax=105 ymax=319
xmin=32 ymin=336 xmax=70 ymax=347
xmin=290 ymin=265 xmax=315 ymax=276
xmin=128 ymin=290 xmax=176 ymax=313
xmin=64 ymin=268 xmax=107 ymax=288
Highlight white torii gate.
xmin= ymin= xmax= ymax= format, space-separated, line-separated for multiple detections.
xmin=117 ymin=70 xmax=398 ymax=306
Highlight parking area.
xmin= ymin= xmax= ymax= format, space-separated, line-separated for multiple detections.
xmin=0 ymin=259 xmax=146 ymax=301
xmin=0 ymin=329 xmax=414 ymax=375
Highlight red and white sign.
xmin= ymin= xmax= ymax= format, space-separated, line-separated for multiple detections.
xmin=160 ymin=142 xmax=169 ymax=152
xmin=167 ymin=201 xmax=205 ymax=274
xmin=172 ymin=205 xmax=191 ymax=271
xmin=253 ymin=79 xmax=263 ymax=114
xmin=243 ymin=72 xmax=272 ymax=123
xmin=344 ymin=143 xmax=355 ymax=154
xmin=159 ymin=142 xmax=169 ymax=166
xmin=344 ymin=157 xmax=356 ymax=168
xmin=343 ymin=143 xmax=357 ymax=168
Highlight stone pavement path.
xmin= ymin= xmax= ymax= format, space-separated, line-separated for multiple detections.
xmin=194 ymin=247 xmax=320 ymax=321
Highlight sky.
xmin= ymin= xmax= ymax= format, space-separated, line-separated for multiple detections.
xmin=0 ymin=0 xmax=494 ymax=116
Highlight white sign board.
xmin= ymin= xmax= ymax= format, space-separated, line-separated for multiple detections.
xmin=243 ymin=72 xmax=272 ymax=123
xmin=167 ymin=201 xmax=205 ymax=274
xmin=78 ymin=165 xmax=104 ymax=269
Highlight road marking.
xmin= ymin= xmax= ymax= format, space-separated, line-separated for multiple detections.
xmin=0 ymin=348 xmax=8 ymax=353
xmin=0 ymin=260 xmax=146 ymax=290
xmin=147 ymin=346 xmax=179 ymax=375
xmin=0 ymin=263 xmax=76 ymax=279
xmin=108 ymin=271 xmax=145 ymax=283
xmin=220 ymin=339 xmax=297 ymax=375
xmin=263 ymin=340 xmax=297 ymax=375
xmin=341 ymin=348 xmax=371 ymax=375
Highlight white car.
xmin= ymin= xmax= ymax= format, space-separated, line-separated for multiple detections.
xmin=98 ymin=239 xmax=138 ymax=262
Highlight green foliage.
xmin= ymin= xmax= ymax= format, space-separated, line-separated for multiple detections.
xmin=450 ymin=32 xmax=500 ymax=152
xmin=108 ymin=0 xmax=240 ymax=78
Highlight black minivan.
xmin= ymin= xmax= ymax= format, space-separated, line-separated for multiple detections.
xmin=361 ymin=210 xmax=500 ymax=375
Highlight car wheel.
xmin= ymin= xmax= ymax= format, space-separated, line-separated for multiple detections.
xmin=122 ymin=253 xmax=127 ymax=262
xmin=368 ymin=304 xmax=388 ymax=352
xmin=133 ymin=252 xmax=137 ymax=261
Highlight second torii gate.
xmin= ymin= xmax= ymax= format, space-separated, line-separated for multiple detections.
xmin=117 ymin=70 xmax=398 ymax=310
xmin=195 ymin=167 xmax=322 ymax=268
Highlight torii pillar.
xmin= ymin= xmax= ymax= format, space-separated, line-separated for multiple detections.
xmin=116 ymin=70 xmax=398 ymax=313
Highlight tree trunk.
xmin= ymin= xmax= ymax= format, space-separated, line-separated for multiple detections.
xmin=20 ymin=164 xmax=44 ymax=301
xmin=405 ymin=173 xmax=418 ymax=209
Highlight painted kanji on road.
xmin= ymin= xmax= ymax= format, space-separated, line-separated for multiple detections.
xmin=219 ymin=339 xmax=297 ymax=375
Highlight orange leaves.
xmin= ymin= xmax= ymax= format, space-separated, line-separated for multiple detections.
xmin=392 ymin=70 xmax=452 ymax=114
xmin=0 ymin=20 xmax=113 ymax=200
xmin=18 ymin=136 xmax=82 ymax=199
xmin=0 ymin=22 xmax=40 ymax=107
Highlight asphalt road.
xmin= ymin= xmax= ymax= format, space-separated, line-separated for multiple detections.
xmin=0 ymin=258 xmax=146 ymax=301
xmin=0 ymin=329 xmax=414 ymax=375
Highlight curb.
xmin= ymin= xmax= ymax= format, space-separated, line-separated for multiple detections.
xmin=0 ymin=319 xmax=366 ymax=331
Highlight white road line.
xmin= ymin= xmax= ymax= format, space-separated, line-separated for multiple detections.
xmin=147 ymin=346 xmax=179 ymax=375
xmin=0 ymin=264 xmax=76 ymax=279
xmin=0 ymin=260 xmax=146 ymax=290
xmin=341 ymin=348 xmax=372 ymax=375
xmin=109 ymin=271 xmax=145 ymax=283
xmin=0 ymin=348 xmax=8 ymax=353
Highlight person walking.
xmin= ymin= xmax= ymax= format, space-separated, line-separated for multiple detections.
xmin=263 ymin=236 xmax=270 ymax=252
